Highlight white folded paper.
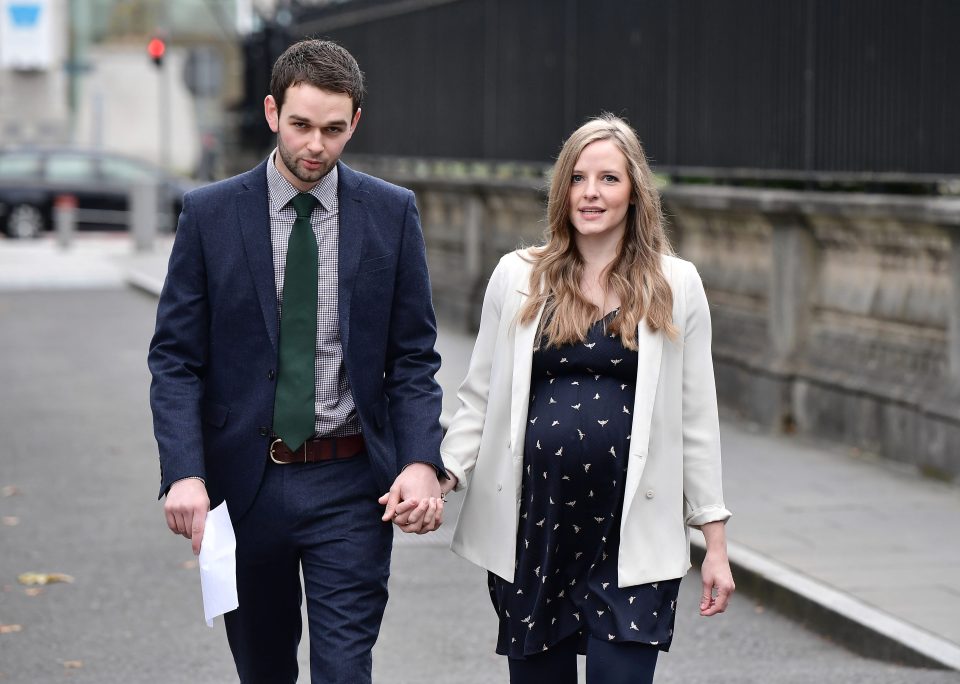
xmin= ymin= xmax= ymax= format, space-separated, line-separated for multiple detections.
xmin=198 ymin=501 xmax=239 ymax=627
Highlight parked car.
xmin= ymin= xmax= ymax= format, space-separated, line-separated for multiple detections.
xmin=0 ymin=147 xmax=200 ymax=238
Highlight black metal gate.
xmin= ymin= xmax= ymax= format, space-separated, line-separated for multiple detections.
xmin=240 ymin=0 xmax=960 ymax=180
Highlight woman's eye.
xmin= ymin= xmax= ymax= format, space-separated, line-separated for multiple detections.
xmin=571 ymin=174 xmax=583 ymax=183
xmin=603 ymin=174 xmax=619 ymax=182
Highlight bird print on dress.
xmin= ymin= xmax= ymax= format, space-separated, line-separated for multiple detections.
xmin=487 ymin=309 xmax=680 ymax=658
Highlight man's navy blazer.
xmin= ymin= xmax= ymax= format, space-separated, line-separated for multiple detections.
xmin=148 ymin=159 xmax=445 ymax=519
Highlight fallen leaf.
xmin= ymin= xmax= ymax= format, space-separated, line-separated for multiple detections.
xmin=180 ymin=559 xmax=198 ymax=570
xmin=1 ymin=517 xmax=18 ymax=526
xmin=1 ymin=486 xmax=19 ymax=497
xmin=63 ymin=661 xmax=83 ymax=669
xmin=17 ymin=572 xmax=74 ymax=586
xmin=0 ymin=624 xmax=22 ymax=634
xmin=754 ymin=604 xmax=766 ymax=614
xmin=24 ymin=587 xmax=44 ymax=597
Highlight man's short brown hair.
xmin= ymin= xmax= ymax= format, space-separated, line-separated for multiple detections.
xmin=270 ymin=39 xmax=365 ymax=115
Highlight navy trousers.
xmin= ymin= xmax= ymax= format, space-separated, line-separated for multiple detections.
xmin=224 ymin=452 xmax=393 ymax=684
xmin=507 ymin=634 xmax=659 ymax=684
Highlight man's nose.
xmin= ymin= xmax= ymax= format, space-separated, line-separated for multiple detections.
xmin=306 ymin=130 xmax=325 ymax=153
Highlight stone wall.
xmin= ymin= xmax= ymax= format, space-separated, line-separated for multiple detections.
xmin=350 ymin=157 xmax=960 ymax=481
xmin=667 ymin=187 xmax=960 ymax=481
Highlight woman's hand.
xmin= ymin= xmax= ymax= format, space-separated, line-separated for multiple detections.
xmin=699 ymin=521 xmax=735 ymax=616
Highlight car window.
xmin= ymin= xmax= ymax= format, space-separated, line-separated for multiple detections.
xmin=0 ymin=152 xmax=41 ymax=178
xmin=46 ymin=155 xmax=95 ymax=181
xmin=101 ymin=157 xmax=156 ymax=183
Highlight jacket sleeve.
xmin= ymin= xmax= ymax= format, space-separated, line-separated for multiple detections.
xmin=439 ymin=255 xmax=510 ymax=490
xmin=382 ymin=191 xmax=446 ymax=473
xmin=148 ymin=192 xmax=209 ymax=498
xmin=680 ymin=262 xmax=732 ymax=526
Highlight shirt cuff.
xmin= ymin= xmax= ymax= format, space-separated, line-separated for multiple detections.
xmin=172 ymin=476 xmax=205 ymax=485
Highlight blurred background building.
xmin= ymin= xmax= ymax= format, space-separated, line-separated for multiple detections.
xmin=0 ymin=0 xmax=290 ymax=176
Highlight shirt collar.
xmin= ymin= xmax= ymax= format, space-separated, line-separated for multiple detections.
xmin=266 ymin=149 xmax=338 ymax=213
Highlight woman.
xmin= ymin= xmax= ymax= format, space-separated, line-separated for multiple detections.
xmin=438 ymin=114 xmax=734 ymax=683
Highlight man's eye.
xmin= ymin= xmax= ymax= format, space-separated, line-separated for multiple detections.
xmin=326 ymin=127 xmax=343 ymax=134
xmin=293 ymin=122 xmax=308 ymax=129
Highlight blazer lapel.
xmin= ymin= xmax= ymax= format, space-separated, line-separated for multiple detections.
xmin=237 ymin=162 xmax=279 ymax=351
xmin=336 ymin=162 xmax=366 ymax=351
xmin=623 ymin=321 xmax=664 ymax=512
xmin=510 ymin=292 xmax=545 ymax=456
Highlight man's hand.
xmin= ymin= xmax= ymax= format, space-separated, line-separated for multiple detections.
xmin=378 ymin=463 xmax=443 ymax=534
xmin=164 ymin=478 xmax=210 ymax=555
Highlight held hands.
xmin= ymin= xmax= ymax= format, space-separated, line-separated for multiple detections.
xmin=164 ymin=478 xmax=210 ymax=555
xmin=379 ymin=463 xmax=444 ymax=534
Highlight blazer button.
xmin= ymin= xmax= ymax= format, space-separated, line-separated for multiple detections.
xmin=267 ymin=369 xmax=276 ymax=380
xmin=497 ymin=483 xmax=502 ymax=491
xmin=645 ymin=489 xmax=655 ymax=499
xmin=258 ymin=426 xmax=269 ymax=437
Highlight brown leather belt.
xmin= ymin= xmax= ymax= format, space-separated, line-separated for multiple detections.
xmin=269 ymin=434 xmax=365 ymax=465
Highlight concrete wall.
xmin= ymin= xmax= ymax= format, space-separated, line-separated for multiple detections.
xmin=349 ymin=156 xmax=960 ymax=482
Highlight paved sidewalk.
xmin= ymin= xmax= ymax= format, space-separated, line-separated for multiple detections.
xmin=117 ymin=237 xmax=960 ymax=671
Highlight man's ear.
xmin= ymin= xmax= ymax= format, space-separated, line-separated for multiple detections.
xmin=350 ymin=107 xmax=362 ymax=133
xmin=264 ymin=95 xmax=280 ymax=133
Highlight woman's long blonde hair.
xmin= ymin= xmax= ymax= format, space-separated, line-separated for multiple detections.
xmin=519 ymin=114 xmax=677 ymax=349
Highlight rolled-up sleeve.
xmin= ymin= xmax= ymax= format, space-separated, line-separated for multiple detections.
xmin=680 ymin=263 xmax=732 ymax=527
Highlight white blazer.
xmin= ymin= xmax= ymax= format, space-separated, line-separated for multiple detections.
xmin=440 ymin=249 xmax=731 ymax=587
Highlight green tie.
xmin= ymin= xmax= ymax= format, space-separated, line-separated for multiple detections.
xmin=273 ymin=192 xmax=319 ymax=451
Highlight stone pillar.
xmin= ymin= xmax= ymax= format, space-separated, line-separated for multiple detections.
xmin=464 ymin=193 xmax=485 ymax=329
xmin=464 ymin=194 xmax=484 ymax=282
xmin=768 ymin=212 xmax=818 ymax=366
xmin=949 ymin=230 xmax=960 ymax=393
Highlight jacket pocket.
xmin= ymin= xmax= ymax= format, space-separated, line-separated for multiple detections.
xmin=358 ymin=253 xmax=394 ymax=274
xmin=201 ymin=400 xmax=230 ymax=428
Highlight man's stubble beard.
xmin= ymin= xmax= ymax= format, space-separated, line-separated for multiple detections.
xmin=277 ymin=137 xmax=332 ymax=185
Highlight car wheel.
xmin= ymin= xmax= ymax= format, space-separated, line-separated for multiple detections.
xmin=6 ymin=204 xmax=45 ymax=239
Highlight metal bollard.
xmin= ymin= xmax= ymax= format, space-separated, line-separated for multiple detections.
xmin=54 ymin=194 xmax=78 ymax=249
xmin=130 ymin=180 xmax=159 ymax=252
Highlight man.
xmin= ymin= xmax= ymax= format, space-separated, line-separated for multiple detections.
xmin=149 ymin=39 xmax=445 ymax=683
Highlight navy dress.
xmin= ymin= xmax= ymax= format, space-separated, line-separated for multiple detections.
xmin=489 ymin=310 xmax=681 ymax=658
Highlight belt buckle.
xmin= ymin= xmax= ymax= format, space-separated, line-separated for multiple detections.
xmin=269 ymin=438 xmax=287 ymax=465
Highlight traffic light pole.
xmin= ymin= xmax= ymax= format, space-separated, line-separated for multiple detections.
xmin=159 ymin=57 xmax=170 ymax=172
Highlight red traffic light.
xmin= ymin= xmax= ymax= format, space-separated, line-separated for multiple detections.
xmin=148 ymin=37 xmax=166 ymax=66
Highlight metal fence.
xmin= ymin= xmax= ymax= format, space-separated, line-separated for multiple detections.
xmin=240 ymin=0 xmax=960 ymax=181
